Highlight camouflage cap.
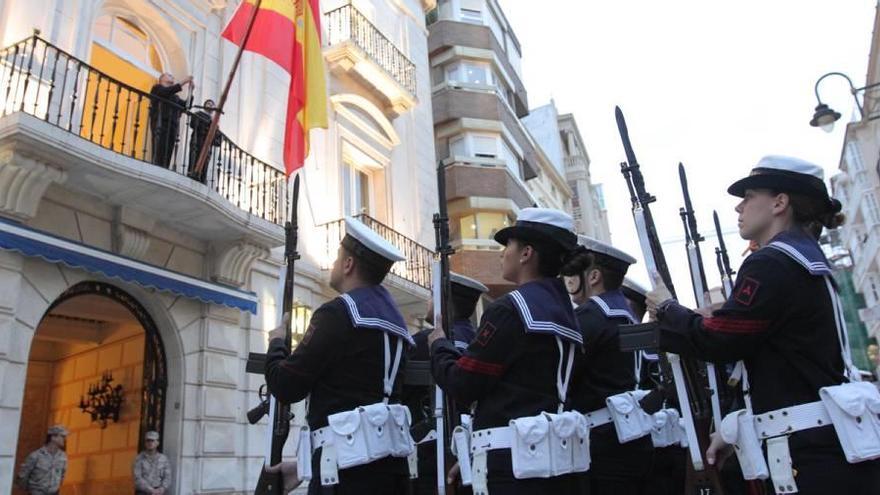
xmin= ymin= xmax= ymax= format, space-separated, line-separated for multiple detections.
xmin=47 ymin=425 xmax=68 ymax=436
xmin=145 ymin=431 xmax=160 ymax=441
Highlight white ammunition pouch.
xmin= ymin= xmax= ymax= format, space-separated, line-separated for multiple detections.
xmin=549 ymin=411 xmax=590 ymax=475
xmin=509 ymin=413 xmax=552 ymax=479
xmin=649 ymin=409 xmax=682 ymax=448
xmin=469 ymin=411 xmax=590 ymax=487
xmin=606 ymin=390 xmax=653 ymax=443
xmin=819 ymin=381 xmax=880 ymax=463
xmin=720 ymin=409 xmax=768 ymax=480
xmin=306 ymin=333 xmax=415 ymax=486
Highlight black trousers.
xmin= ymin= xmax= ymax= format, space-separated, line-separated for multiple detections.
xmin=643 ymin=446 xmax=685 ymax=495
xmin=308 ymin=450 xmax=410 ymax=495
xmin=151 ymin=122 xmax=178 ymax=169
xmin=486 ymin=472 xmax=581 ymax=494
xmin=764 ymin=427 xmax=880 ymax=495
xmin=589 ymin=428 xmax=653 ymax=495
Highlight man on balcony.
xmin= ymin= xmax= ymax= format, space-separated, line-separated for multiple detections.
xmin=149 ymin=73 xmax=193 ymax=169
xmin=188 ymin=98 xmax=222 ymax=183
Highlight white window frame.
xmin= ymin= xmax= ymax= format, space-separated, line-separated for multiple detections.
xmin=445 ymin=60 xmax=493 ymax=87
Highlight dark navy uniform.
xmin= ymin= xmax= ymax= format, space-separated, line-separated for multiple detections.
xmin=431 ymin=278 xmax=583 ymax=494
xmin=656 ymin=229 xmax=880 ymax=494
xmin=573 ymin=289 xmax=653 ymax=494
xmin=265 ymin=288 xmax=411 ymax=495
xmin=406 ymin=319 xmax=479 ymax=495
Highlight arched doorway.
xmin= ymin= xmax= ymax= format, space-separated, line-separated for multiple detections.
xmin=14 ymin=282 xmax=167 ymax=494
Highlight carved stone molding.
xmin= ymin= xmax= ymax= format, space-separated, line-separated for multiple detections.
xmin=114 ymin=224 xmax=152 ymax=259
xmin=0 ymin=150 xmax=66 ymax=220
xmin=113 ymin=207 xmax=157 ymax=260
xmin=211 ymin=241 xmax=269 ymax=288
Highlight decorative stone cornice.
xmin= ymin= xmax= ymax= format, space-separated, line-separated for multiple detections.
xmin=0 ymin=150 xmax=66 ymax=220
xmin=211 ymin=241 xmax=270 ymax=288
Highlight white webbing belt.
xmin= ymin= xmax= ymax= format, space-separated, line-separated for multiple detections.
xmin=584 ymin=407 xmax=613 ymax=428
xmin=753 ymin=401 xmax=831 ymax=441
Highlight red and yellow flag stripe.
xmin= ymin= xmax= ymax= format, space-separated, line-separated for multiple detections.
xmin=223 ymin=0 xmax=328 ymax=175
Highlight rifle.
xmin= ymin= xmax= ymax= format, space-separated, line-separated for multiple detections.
xmin=615 ymin=107 xmax=723 ymax=494
xmin=678 ymin=163 xmax=724 ymax=434
xmin=713 ymin=211 xmax=735 ymax=298
xmin=431 ymin=159 xmax=458 ymax=494
xmin=246 ymin=175 xmax=301 ymax=495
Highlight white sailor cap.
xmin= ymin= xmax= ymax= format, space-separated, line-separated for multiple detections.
xmin=621 ymin=277 xmax=648 ymax=303
xmin=577 ymin=235 xmax=637 ymax=268
xmin=494 ymin=207 xmax=578 ymax=250
xmin=450 ymin=272 xmax=489 ymax=295
xmin=727 ymin=155 xmax=834 ymax=208
xmin=342 ymin=217 xmax=405 ymax=268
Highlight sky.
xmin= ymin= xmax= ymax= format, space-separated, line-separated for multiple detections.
xmin=499 ymin=0 xmax=877 ymax=305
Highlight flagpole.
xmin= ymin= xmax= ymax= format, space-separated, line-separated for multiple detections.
xmin=192 ymin=0 xmax=263 ymax=179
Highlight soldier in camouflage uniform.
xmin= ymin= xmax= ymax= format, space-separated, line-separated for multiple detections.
xmin=16 ymin=424 xmax=68 ymax=495
xmin=133 ymin=431 xmax=172 ymax=495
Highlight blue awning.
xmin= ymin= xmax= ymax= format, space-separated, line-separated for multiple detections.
xmin=0 ymin=218 xmax=258 ymax=313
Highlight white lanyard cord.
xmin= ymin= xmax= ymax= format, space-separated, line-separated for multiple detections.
xmin=634 ymin=351 xmax=643 ymax=389
xmin=824 ymin=276 xmax=857 ymax=381
xmin=555 ymin=336 xmax=576 ymax=412
xmin=383 ymin=332 xmax=404 ymax=403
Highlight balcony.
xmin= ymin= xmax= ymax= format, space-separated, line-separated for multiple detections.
xmin=428 ymin=19 xmax=528 ymax=117
xmin=444 ymin=159 xmax=534 ymax=208
xmin=0 ymin=35 xmax=287 ymax=247
xmin=324 ymin=4 xmax=417 ymax=115
xmin=319 ymin=214 xmax=432 ymax=306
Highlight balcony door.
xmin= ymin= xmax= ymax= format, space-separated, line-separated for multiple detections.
xmin=86 ymin=15 xmax=165 ymax=159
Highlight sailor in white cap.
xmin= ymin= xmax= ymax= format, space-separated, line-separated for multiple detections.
xmin=428 ymin=207 xmax=587 ymax=494
xmin=17 ymin=425 xmax=67 ymax=494
xmin=647 ymin=156 xmax=880 ymax=494
xmin=265 ymin=217 xmax=416 ymax=494
xmin=562 ymin=235 xmax=654 ymax=494
xmin=406 ymin=271 xmax=489 ymax=494
xmin=620 ymin=278 xmax=648 ymax=322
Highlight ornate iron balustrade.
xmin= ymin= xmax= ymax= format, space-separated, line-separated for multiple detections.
xmin=0 ymin=34 xmax=288 ymax=226
xmin=319 ymin=214 xmax=433 ymax=289
xmin=325 ymin=3 xmax=417 ymax=96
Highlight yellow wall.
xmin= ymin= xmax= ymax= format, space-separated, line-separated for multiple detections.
xmin=82 ymin=43 xmax=156 ymax=160
xmin=17 ymin=329 xmax=146 ymax=495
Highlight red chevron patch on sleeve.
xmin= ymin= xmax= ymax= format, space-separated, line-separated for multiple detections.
xmin=476 ymin=321 xmax=498 ymax=347
xmin=734 ymin=277 xmax=760 ymax=306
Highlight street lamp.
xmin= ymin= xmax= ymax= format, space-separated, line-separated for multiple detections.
xmin=810 ymin=71 xmax=880 ymax=132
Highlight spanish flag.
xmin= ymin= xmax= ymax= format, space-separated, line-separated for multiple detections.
xmin=222 ymin=0 xmax=328 ymax=175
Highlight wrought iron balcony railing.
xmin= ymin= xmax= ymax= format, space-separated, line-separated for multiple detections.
xmin=325 ymin=4 xmax=417 ymax=96
xmin=0 ymin=34 xmax=288 ymax=226
xmin=319 ymin=214 xmax=433 ymax=290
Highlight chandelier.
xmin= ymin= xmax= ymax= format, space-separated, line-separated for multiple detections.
xmin=79 ymin=370 xmax=124 ymax=428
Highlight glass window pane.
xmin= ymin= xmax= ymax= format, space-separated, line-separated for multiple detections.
xmin=357 ymin=170 xmax=370 ymax=213
xmin=476 ymin=212 xmax=510 ymax=239
xmin=460 ymin=214 xmax=477 ymax=239
xmin=450 ymin=136 xmax=467 ymax=156
xmin=343 ymin=165 xmax=352 ymax=214
xmin=462 ymin=63 xmax=488 ymax=85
